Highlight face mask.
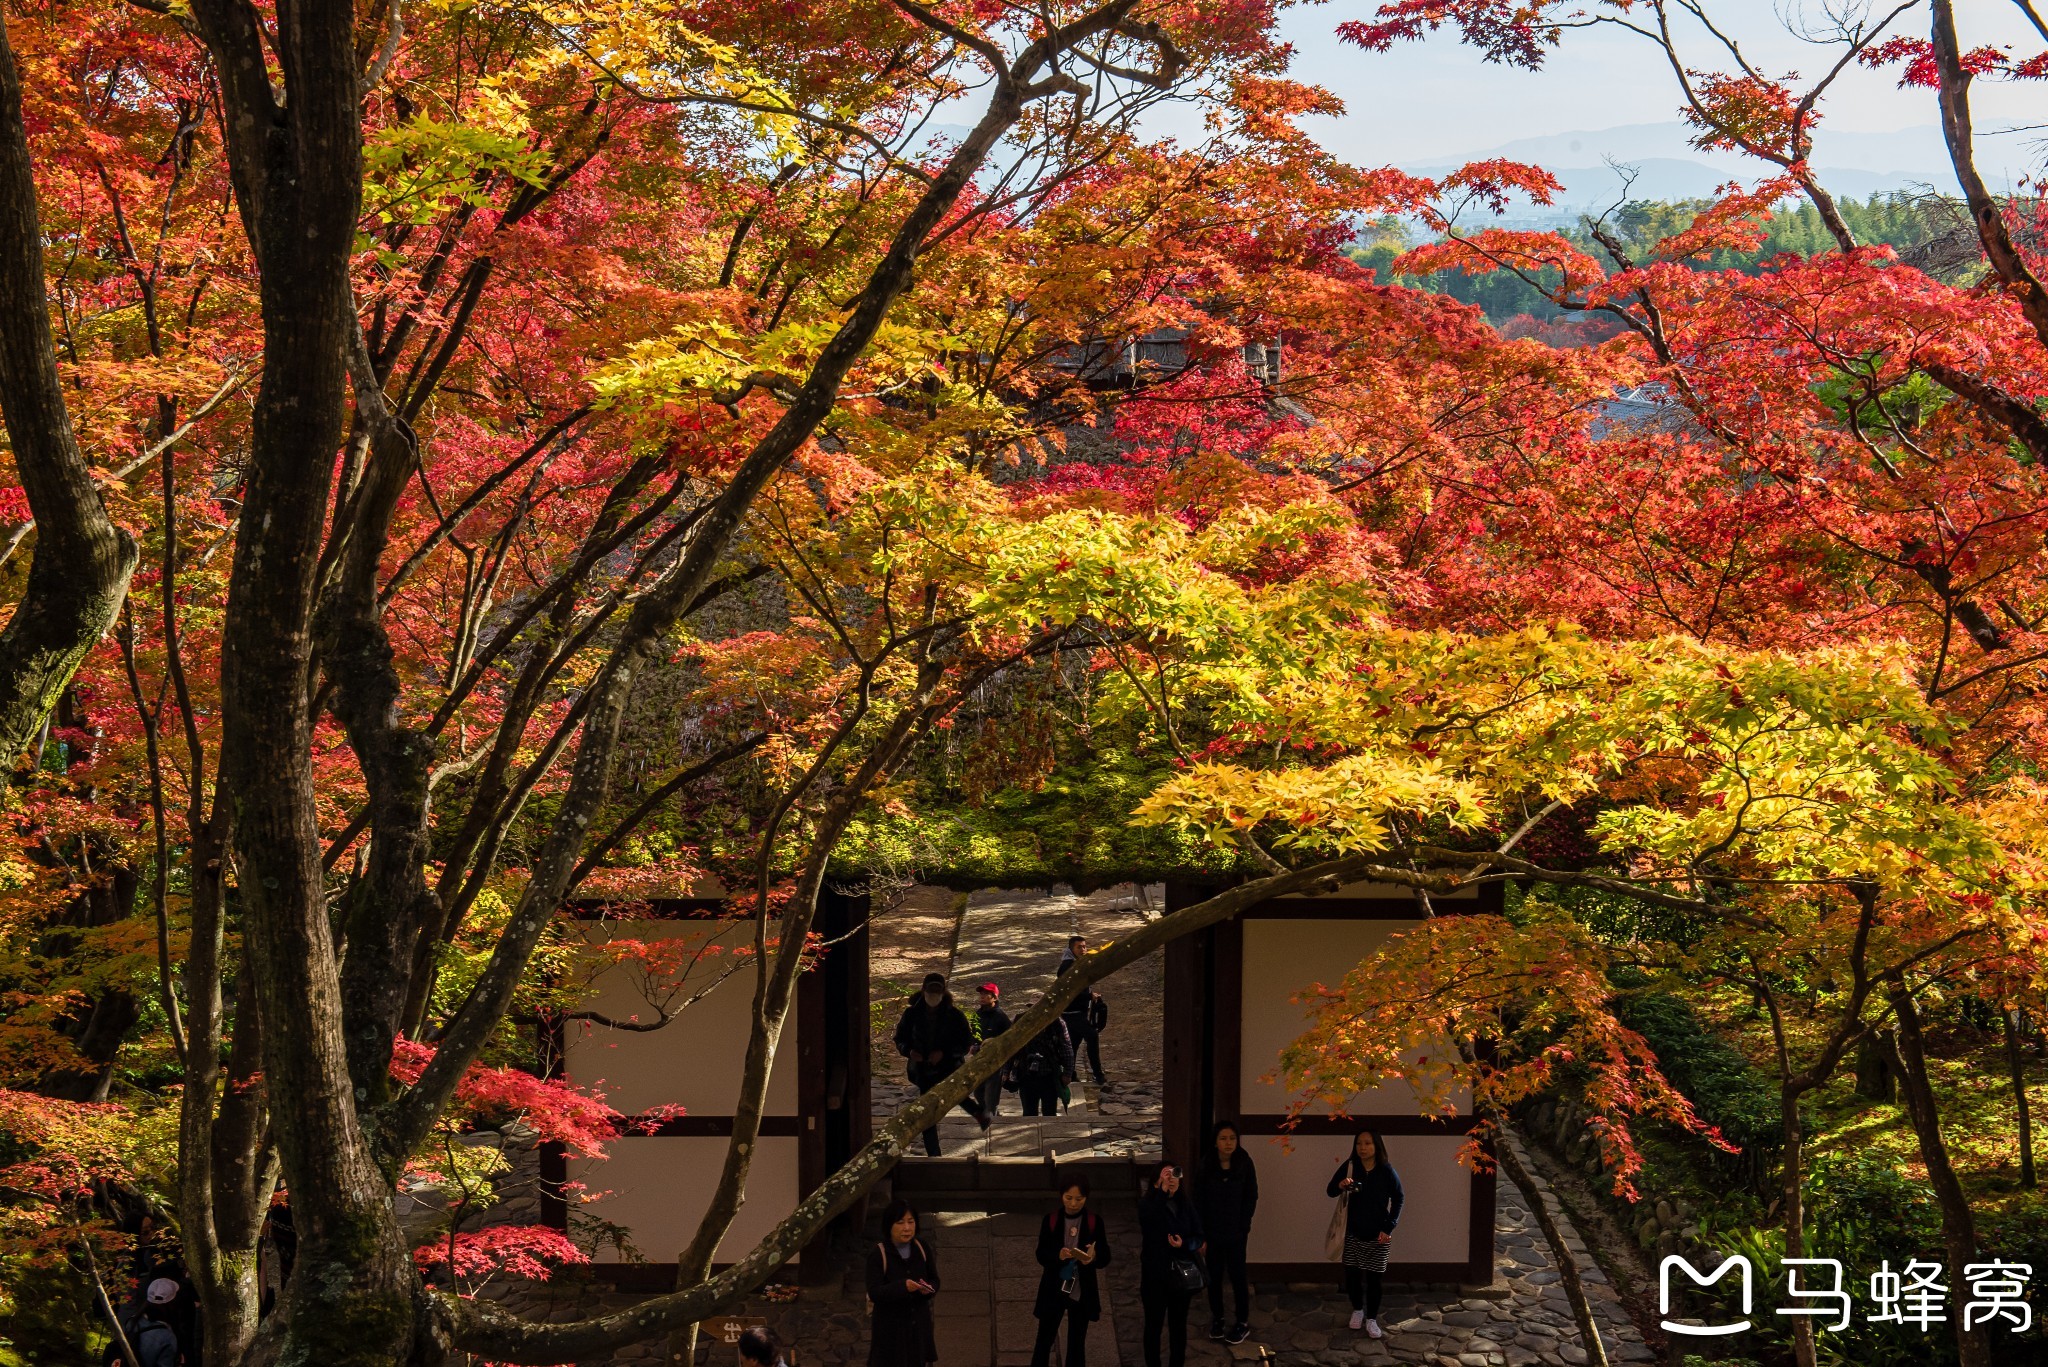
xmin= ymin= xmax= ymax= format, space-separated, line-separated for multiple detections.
xmin=924 ymin=991 xmax=942 ymax=1006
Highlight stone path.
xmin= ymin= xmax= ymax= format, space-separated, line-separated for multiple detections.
xmin=875 ymin=885 xmax=1167 ymax=1162
xmin=523 ymin=1139 xmax=1655 ymax=1367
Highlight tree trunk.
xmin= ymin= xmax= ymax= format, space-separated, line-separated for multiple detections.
xmin=1930 ymin=0 xmax=2048 ymax=352
xmin=1495 ymin=1123 xmax=1611 ymax=1367
xmin=180 ymin=0 xmax=435 ymax=1356
xmin=1883 ymin=978 xmax=1988 ymax=1367
xmin=1854 ymin=1030 xmax=1895 ymax=1102
xmin=2004 ymin=1007 xmax=2036 ymax=1189
xmin=1777 ymin=1084 xmax=1817 ymax=1367
xmin=0 ymin=23 xmax=140 ymax=772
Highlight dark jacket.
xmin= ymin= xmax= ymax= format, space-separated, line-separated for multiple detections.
xmin=1193 ymin=1151 xmax=1259 ymax=1246
xmin=1137 ymin=1186 xmax=1206 ymax=1296
xmin=1014 ymin=1017 xmax=1074 ymax=1081
xmin=1327 ymin=1155 xmax=1404 ymax=1241
xmin=1059 ymin=976 xmax=1091 ymax=1029
xmin=116 ymin=1312 xmax=180 ymax=1367
xmin=1032 ymin=1204 xmax=1113 ymax=1321
xmin=894 ymin=993 xmax=974 ymax=1071
xmin=866 ymin=1236 xmax=941 ymax=1367
xmin=972 ymin=1004 xmax=1011 ymax=1046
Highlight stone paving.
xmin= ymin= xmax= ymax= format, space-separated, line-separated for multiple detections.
xmin=502 ymin=1136 xmax=1652 ymax=1367
xmin=877 ymin=885 xmax=1167 ymax=1162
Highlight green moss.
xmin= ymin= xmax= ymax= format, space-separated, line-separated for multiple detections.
xmin=834 ymin=748 xmax=1247 ymax=889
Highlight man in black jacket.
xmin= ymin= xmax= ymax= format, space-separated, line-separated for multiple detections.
xmin=894 ymin=972 xmax=989 ymax=1155
xmin=1057 ymin=964 xmax=1108 ymax=1086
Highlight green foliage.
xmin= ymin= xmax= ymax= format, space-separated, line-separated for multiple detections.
xmin=0 ymin=1256 xmax=96 ymax=1367
xmin=1611 ymin=988 xmax=1781 ymax=1154
xmin=836 ymin=748 xmax=1246 ymax=889
xmin=1701 ymin=1153 xmax=1952 ymax=1367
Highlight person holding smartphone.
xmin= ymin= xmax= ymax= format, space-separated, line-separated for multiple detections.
xmin=1030 ymin=1176 xmax=1111 ymax=1367
xmin=867 ymin=1198 xmax=940 ymax=1367
xmin=1138 ymin=1161 xmax=1206 ymax=1367
xmin=1327 ymin=1130 xmax=1403 ymax=1338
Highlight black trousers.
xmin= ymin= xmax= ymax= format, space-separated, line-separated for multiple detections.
xmin=1141 ymin=1287 xmax=1192 ymax=1367
xmin=1343 ymin=1265 xmax=1384 ymax=1316
xmin=1065 ymin=1019 xmax=1104 ymax=1081
xmin=1205 ymin=1239 xmax=1249 ymax=1324
xmin=1030 ymin=1302 xmax=1089 ymax=1367
xmin=909 ymin=1062 xmax=984 ymax=1155
xmin=1020 ymin=1074 xmax=1061 ymax=1115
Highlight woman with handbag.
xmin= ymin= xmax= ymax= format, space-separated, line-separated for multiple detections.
xmin=866 ymin=1198 xmax=941 ymax=1367
xmin=1029 ymin=1175 xmax=1111 ymax=1367
xmin=1326 ymin=1130 xmax=1403 ymax=1339
xmin=1137 ymin=1160 xmax=1207 ymax=1367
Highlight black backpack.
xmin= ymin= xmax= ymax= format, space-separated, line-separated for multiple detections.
xmin=1018 ymin=1024 xmax=1064 ymax=1077
xmin=117 ymin=1314 xmax=180 ymax=1367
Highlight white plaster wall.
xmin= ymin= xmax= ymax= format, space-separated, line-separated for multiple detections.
xmin=1243 ymin=1132 xmax=1473 ymax=1265
xmin=569 ymin=1135 xmax=801 ymax=1264
xmin=561 ymin=920 xmax=797 ymax=1118
xmin=1240 ymin=918 xmax=1469 ymax=1114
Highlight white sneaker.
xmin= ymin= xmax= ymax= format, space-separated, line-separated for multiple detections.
xmin=1366 ymin=1319 xmax=1383 ymax=1339
xmin=1348 ymin=1310 xmax=1365 ymax=1331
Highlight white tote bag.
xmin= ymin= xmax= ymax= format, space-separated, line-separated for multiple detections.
xmin=1324 ymin=1190 xmax=1349 ymax=1261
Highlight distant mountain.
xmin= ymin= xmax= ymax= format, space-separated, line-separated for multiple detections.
xmin=1403 ymin=120 xmax=2028 ymax=222
xmin=1438 ymin=120 xmax=1957 ymax=178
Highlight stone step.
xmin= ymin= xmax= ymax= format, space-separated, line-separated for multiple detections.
xmin=892 ymin=1153 xmax=1146 ymax=1199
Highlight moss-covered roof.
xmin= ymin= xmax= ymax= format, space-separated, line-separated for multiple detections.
xmin=832 ymin=747 xmax=1250 ymax=891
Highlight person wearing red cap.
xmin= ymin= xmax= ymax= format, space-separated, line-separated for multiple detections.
xmin=970 ymin=982 xmax=1012 ymax=1119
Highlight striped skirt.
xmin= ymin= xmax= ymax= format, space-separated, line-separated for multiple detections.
xmin=1343 ymin=1234 xmax=1391 ymax=1273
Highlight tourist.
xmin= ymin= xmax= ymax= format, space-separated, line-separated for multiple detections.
xmin=1055 ymin=967 xmax=1104 ymax=1087
xmin=970 ymin=982 xmax=1012 ymax=1118
xmin=1013 ymin=1012 xmax=1074 ymax=1116
xmin=893 ymin=972 xmax=990 ymax=1155
xmin=1029 ymin=1175 xmax=1111 ymax=1367
xmin=1056 ymin=935 xmax=1086 ymax=975
xmin=1194 ymin=1120 xmax=1258 ymax=1343
xmin=1137 ymin=1161 xmax=1206 ymax=1367
xmin=737 ymin=1326 xmax=788 ymax=1367
xmin=1327 ymin=1130 xmax=1403 ymax=1338
xmin=866 ymin=1198 xmax=940 ymax=1367
xmin=108 ymin=1279 xmax=183 ymax=1367
xmin=1081 ymin=985 xmax=1108 ymax=1084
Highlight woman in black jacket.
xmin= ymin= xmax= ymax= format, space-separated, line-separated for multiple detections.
xmin=1194 ymin=1121 xmax=1258 ymax=1343
xmin=1029 ymin=1175 xmax=1111 ymax=1367
xmin=867 ymin=1198 xmax=941 ymax=1367
xmin=1326 ymin=1130 xmax=1403 ymax=1339
xmin=1137 ymin=1160 xmax=1206 ymax=1367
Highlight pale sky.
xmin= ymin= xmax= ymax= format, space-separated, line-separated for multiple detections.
xmin=1265 ymin=0 xmax=2045 ymax=168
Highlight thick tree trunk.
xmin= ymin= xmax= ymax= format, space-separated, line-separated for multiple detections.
xmin=0 ymin=23 xmax=140 ymax=773
xmin=2003 ymin=1007 xmax=2036 ymax=1189
xmin=1883 ymin=979 xmax=1988 ymax=1367
xmin=181 ymin=0 xmax=435 ymax=1358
